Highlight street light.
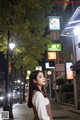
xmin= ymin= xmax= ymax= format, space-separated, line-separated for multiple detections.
xmin=9 ymin=41 xmax=15 ymax=118
xmin=3 ymin=30 xmax=10 ymax=112
xmin=9 ymin=42 xmax=15 ymax=51
xmin=17 ymin=79 xmax=21 ymax=84
xmin=3 ymin=29 xmax=15 ymax=118
xmin=36 ymin=66 xmax=42 ymax=70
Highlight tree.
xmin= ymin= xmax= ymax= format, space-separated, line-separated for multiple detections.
xmin=56 ymin=77 xmax=65 ymax=86
xmin=0 ymin=0 xmax=53 ymax=71
xmin=56 ymin=77 xmax=65 ymax=99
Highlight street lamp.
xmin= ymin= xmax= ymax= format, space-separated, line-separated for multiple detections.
xmin=9 ymin=42 xmax=15 ymax=51
xmin=3 ymin=29 xmax=15 ymax=118
xmin=3 ymin=30 xmax=10 ymax=112
xmin=9 ymin=41 xmax=15 ymax=118
xmin=36 ymin=66 xmax=42 ymax=70
xmin=17 ymin=79 xmax=21 ymax=84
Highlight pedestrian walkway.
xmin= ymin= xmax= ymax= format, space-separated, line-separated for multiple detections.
xmin=1 ymin=98 xmax=80 ymax=120
xmin=12 ymin=102 xmax=34 ymax=120
xmin=51 ymin=98 xmax=80 ymax=120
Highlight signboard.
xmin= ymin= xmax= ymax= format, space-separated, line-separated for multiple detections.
xmin=48 ymin=44 xmax=61 ymax=51
xmin=56 ymin=71 xmax=65 ymax=78
xmin=55 ymin=64 xmax=65 ymax=72
xmin=65 ymin=62 xmax=74 ymax=80
xmin=45 ymin=62 xmax=55 ymax=69
xmin=48 ymin=52 xmax=56 ymax=60
xmin=49 ymin=17 xmax=60 ymax=30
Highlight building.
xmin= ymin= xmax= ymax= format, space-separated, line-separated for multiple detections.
xmin=61 ymin=2 xmax=80 ymax=109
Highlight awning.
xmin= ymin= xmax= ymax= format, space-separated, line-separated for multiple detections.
xmin=71 ymin=60 xmax=80 ymax=70
xmin=61 ymin=6 xmax=80 ymax=37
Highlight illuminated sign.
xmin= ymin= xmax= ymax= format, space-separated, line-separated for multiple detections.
xmin=65 ymin=62 xmax=74 ymax=80
xmin=49 ymin=17 xmax=60 ymax=30
xmin=48 ymin=44 xmax=61 ymax=51
xmin=45 ymin=62 xmax=55 ymax=69
xmin=48 ymin=52 xmax=56 ymax=60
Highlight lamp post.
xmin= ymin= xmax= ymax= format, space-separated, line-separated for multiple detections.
xmin=3 ymin=30 xmax=10 ymax=111
xmin=21 ymin=81 xmax=25 ymax=102
xmin=47 ymin=71 xmax=52 ymax=98
xmin=3 ymin=29 xmax=15 ymax=119
xmin=9 ymin=42 xmax=15 ymax=118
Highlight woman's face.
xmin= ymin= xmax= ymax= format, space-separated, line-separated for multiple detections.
xmin=35 ymin=72 xmax=46 ymax=87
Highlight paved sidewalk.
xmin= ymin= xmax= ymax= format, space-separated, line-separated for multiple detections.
xmin=12 ymin=102 xmax=34 ymax=120
xmin=0 ymin=98 xmax=80 ymax=120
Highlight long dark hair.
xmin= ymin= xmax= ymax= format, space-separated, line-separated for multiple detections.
xmin=27 ymin=70 xmax=47 ymax=108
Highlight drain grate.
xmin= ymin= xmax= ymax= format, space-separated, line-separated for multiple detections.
xmin=53 ymin=116 xmax=70 ymax=119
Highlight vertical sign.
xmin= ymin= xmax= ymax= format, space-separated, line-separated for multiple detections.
xmin=65 ymin=62 xmax=74 ymax=80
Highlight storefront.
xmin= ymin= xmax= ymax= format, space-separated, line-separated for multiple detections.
xmin=71 ymin=60 xmax=80 ymax=109
xmin=61 ymin=6 xmax=80 ymax=109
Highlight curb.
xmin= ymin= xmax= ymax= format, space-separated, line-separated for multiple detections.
xmin=68 ymin=109 xmax=80 ymax=114
xmin=58 ymin=101 xmax=75 ymax=108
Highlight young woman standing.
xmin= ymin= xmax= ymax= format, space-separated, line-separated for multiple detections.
xmin=27 ymin=70 xmax=53 ymax=120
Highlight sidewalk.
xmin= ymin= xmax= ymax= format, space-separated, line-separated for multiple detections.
xmin=1 ymin=98 xmax=80 ymax=120
xmin=57 ymin=101 xmax=80 ymax=114
xmin=12 ymin=102 xmax=34 ymax=120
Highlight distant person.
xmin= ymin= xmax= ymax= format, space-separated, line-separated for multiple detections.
xmin=27 ymin=70 xmax=53 ymax=120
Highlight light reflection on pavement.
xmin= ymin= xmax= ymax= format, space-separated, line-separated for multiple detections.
xmin=0 ymin=107 xmax=3 ymax=112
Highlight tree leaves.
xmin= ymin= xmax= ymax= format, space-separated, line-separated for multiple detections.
xmin=0 ymin=0 xmax=53 ymax=71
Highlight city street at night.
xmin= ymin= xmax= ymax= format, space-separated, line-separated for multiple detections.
xmin=0 ymin=0 xmax=80 ymax=120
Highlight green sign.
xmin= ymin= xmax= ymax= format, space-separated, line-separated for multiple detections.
xmin=48 ymin=44 xmax=61 ymax=51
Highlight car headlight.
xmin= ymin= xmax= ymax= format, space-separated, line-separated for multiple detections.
xmin=0 ymin=96 xmax=4 ymax=100
xmin=8 ymin=93 xmax=11 ymax=97
xmin=17 ymin=92 xmax=20 ymax=95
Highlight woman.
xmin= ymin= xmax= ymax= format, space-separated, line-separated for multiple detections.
xmin=27 ymin=70 xmax=53 ymax=120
